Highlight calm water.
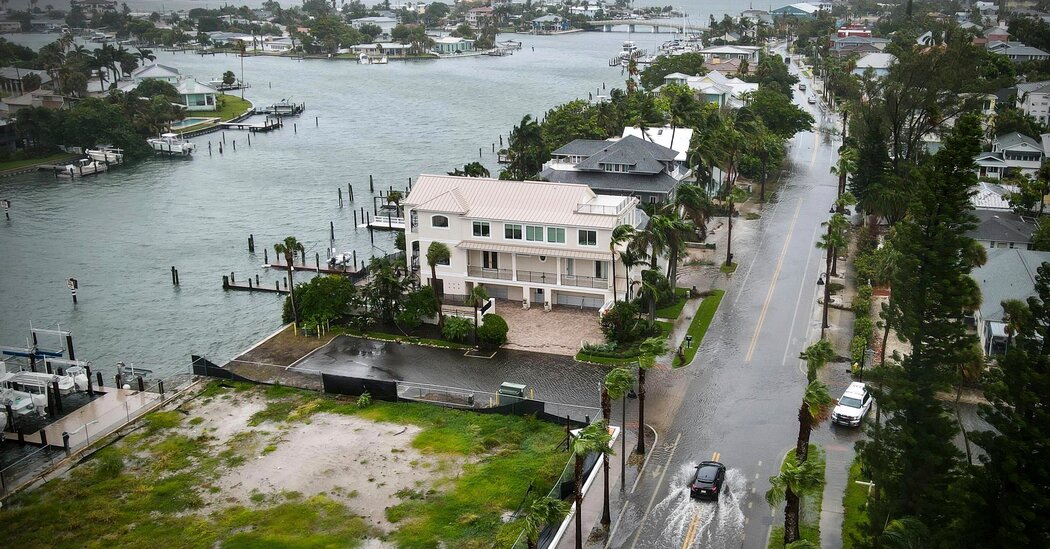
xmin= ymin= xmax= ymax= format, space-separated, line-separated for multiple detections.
xmin=0 ymin=31 xmax=661 ymax=377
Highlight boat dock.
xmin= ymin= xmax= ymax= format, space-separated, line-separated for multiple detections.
xmin=222 ymin=274 xmax=289 ymax=294
xmin=358 ymin=215 xmax=405 ymax=231
xmin=219 ymin=118 xmax=283 ymax=132
xmin=265 ymin=258 xmax=364 ymax=276
xmin=254 ymin=102 xmax=305 ymax=116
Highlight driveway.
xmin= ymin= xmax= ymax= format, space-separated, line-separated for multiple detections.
xmin=492 ymin=299 xmax=605 ymax=356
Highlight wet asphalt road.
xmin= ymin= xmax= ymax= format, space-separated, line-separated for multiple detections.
xmin=608 ymin=56 xmax=852 ymax=549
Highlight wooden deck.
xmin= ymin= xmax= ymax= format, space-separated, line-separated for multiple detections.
xmin=219 ymin=119 xmax=283 ymax=132
xmin=265 ymin=259 xmax=363 ymax=275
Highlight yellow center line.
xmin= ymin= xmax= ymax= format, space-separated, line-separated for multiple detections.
xmin=681 ymin=510 xmax=701 ymax=549
xmin=746 ymin=201 xmax=803 ymax=362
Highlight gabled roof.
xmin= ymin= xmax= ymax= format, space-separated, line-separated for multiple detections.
xmin=971 ymin=249 xmax=1050 ymax=322
xmin=967 ymin=210 xmax=1035 ymax=243
xmin=132 ymin=64 xmax=180 ymax=79
xmin=539 ymin=168 xmax=679 ymax=196
xmin=574 ymin=135 xmax=678 ymax=174
xmin=621 ymin=126 xmax=694 ymax=161
xmin=972 ymin=181 xmax=1016 ymax=210
xmin=974 ymin=151 xmax=1008 ymax=166
xmin=983 ymin=25 xmax=1010 ymax=37
xmin=552 ymin=139 xmax=616 ymax=157
xmin=854 ymin=52 xmax=896 ymax=70
xmin=994 ymin=131 xmax=1041 ymax=151
xmin=404 ymin=175 xmax=631 ymax=228
xmin=1003 ymin=45 xmax=1050 ymax=57
xmin=176 ymin=78 xmax=218 ymax=95
xmin=1016 ymin=80 xmax=1050 ymax=95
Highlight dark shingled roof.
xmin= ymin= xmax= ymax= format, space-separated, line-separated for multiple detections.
xmin=567 ymin=135 xmax=678 ymax=175
xmin=551 ymin=139 xmax=613 ymax=157
xmin=967 ymin=210 xmax=1035 ymax=244
xmin=539 ymin=167 xmax=679 ymax=196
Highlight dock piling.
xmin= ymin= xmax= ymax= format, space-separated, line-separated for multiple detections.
xmin=247 ymin=133 xmax=251 ymax=146
xmin=276 ymin=280 xmax=280 ymax=291
xmin=53 ymin=381 xmax=63 ymax=413
xmin=248 ymin=278 xmax=253 ymax=289
xmin=330 ymin=221 xmax=335 ymax=241
xmin=315 ymin=252 xmax=320 ymax=272
xmin=349 ymin=183 xmax=353 ymax=201
xmin=5 ymin=404 xmax=13 ymax=431
xmin=315 ymin=116 xmax=318 ymax=127
xmin=369 ymin=175 xmax=374 ymax=192
xmin=222 ymin=132 xmax=226 ymax=144
xmin=492 ymin=143 xmax=495 ymax=152
xmin=96 ymin=371 xmax=103 ymax=388
xmin=115 ymin=374 xmax=123 ymax=389
xmin=223 ymin=275 xmax=230 ymax=289
xmin=353 ymin=210 xmax=357 ymax=227
xmin=62 ymin=432 xmax=70 ymax=456
xmin=230 ymin=271 xmax=235 ymax=283
xmin=158 ymin=380 xmax=165 ymax=395
xmin=294 ymin=123 xmax=297 ymax=133
xmin=219 ymin=143 xmax=223 ymax=154
xmin=338 ymin=188 xmax=343 ymax=207
xmin=85 ymin=365 xmax=94 ymax=396
xmin=479 ymin=147 xmax=482 ymax=158
xmin=137 ymin=376 xmax=144 ymax=392
xmin=264 ymin=248 xmax=269 ymax=263
xmin=353 ymin=251 xmax=357 ymax=270
xmin=171 ymin=266 xmax=178 ymax=286
xmin=208 ymin=142 xmax=212 ymax=155
xmin=233 ymin=140 xmax=236 ymax=151
xmin=248 ymin=234 xmax=255 ymax=252
xmin=499 ymin=134 xmax=503 ymax=147
xmin=256 ymin=274 xmax=260 ymax=285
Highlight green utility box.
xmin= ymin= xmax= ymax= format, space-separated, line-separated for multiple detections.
xmin=498 ymin=382 xmax=527 ymax=405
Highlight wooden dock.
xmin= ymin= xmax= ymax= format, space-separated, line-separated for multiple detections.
xmin=219 ymin=118 xmax=283 ymax=132
xmin=265 ymin=259 xmax=364 ymax=276
xmin=222 ymin=275 xmax=289 ymax=294
xmin=358 ymin=215 xmax=406 ymax=231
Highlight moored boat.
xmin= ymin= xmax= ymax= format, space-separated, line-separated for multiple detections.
xmin=148 ymin=133 xmax=196 ymax=156
xmin=56 ymin=158 xmax=109 ymax=178
xmin=85 ymin=146 xmax=124 ymax=164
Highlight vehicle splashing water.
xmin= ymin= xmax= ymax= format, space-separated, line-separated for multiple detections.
xmin=649 ymin=462 xmax=748 ymax=548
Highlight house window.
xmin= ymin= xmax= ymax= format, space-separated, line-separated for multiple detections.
xmin=505 ymin=223 xmax=523 ymax=240
xmin=595 ymin=261 xmax=605 ymax=279
xmin=526 ymin=225 xmax=544 ymax=241
xmin=410 ymin=211 xmax=418 ymax=232
xmin=547 ymin=227 xmax=565 ymax=244
xmin=473 ymin=221 xmax=490 ymax=237
xmin=431 ymin=215 xmax=449 ymax=228
xmin=483 ymin=251 xmax=499 ymax=268
xmin=578 ymin=230 xmax=597 ymax=246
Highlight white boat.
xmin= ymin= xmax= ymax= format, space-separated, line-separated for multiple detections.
xmin=358 ymin=53 xmax=388 ymax=64
xmin=86 ymin=146 xmax=124 ymax=164
xmin=11 ymin=371 xmax=76 ymax=395
xmin=618 ymin=40 xmax=645 ymax=66
xmin=56 ymin=158 xmax=109 ymax=178
xmin=328 ymin=250 xmax=352 ymax=267
xmin=259 ymin=99 xmax=305 ymax=116
xmin=148 ymin=133 xmax=196 ymax=156
xmin=0 ymin=373 xmax=36 ymax=416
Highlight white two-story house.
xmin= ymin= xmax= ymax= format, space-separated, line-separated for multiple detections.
xmin=405 ymin=175 xmax=645 ymax=310
xmin=1016 ymin=80 xmax=1050 ymax=124
xmin=975 ymin=132 xmax=1045 ymax=180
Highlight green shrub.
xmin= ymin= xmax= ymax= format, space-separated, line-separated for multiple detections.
xmin=442 ymin=316 xmax=472 ymax=342
xmin=283 ymin=275 xmax=356 ymax=324
xmin=600 ymin=301 xmax=643 ymax=345
xmin=477 ymin=314 xmax=508 ymax=345
xmin=850 ymin=335 xmax=868 ymax=364
xmin=357 ymin=391 xmax=372 ymax=408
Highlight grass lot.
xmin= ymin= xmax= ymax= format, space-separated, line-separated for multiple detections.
xmin=768 ymin=444 xmax=826 ymax=548
xmin=574 ymin=351 xmax=637 ymax=365
xmin=0 ymin=152 xmax=76 ymax=173
xmin=655 ymin=287 xmax=690 ymax=320
xmin=720 ymin=262 xmax=738 ymax=274
xmin=841 ymin=458 xmax=870 ymax=548
xmin=1 ymin=382 xmax=568 ymax=549
xmin=343 ymin=327 xmax=473 ymax=350
xmin=673 ymin=290 xmax=725 ymax=367
xmin=195 ymin=95 xmax=253 ymax=121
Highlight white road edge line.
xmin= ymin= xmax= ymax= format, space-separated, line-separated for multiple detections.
xmin=782 ymin=222 xmax=823 ymax=366
xmin=606 ymin=424 xmax=661 ymax=548
xmin=628 ymin=432 xmax=682 ymax=549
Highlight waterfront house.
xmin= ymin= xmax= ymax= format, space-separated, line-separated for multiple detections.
xmin=539 ymin=135 xmax=690 ymax=204
xmin=404 ymin=174 xmax=645 ymax=309
xmin=2 ymin=88 xmax=65 ymax=114
xmin=0 ymin=67 xmax=53 ymax=95
xmin=131 ymin=64 xmax=181 ymax=84
xmin=771 ymin=3 xmax=821 ymax=18
xmin=967 ymin=209 xmax=1036 ymax=251
xmin=433 ymin=37 xmax=475 ymax=54
xmin=971 ymin=249 xmax=1050 ymax=355
xmin=852 ymin=52 xmax=896 ymax=78
xmin=0 ymin=21 xmax=21 ymax=33
xmin=175 ymin=79 xmax=218 ymax=111
xmin=532 ymin=14 xmax=570 ymax=33
xmin=696 ymin=45 xmax=760 ymax=64
xmin=350 ymin=42 xmax=412 ymax=56
xmin=350 ymin=16 xmax=398 ymax=36
xmin=974 ymin=132 xmax=1046 ymax=180
xmin=261 ymin=37 xmax=295 ymax=53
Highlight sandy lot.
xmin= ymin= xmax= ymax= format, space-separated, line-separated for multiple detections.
xmin=178 ymin=390 xmax=460 ymax=533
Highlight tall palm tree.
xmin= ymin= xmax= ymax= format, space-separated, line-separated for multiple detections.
xmin=386 ymin=190 xmax=403 ymax=217
xmin=637 ymin=267 xmax=663 ymax=323
xmin=653 ymin=214 xmax=693 ymax=287
xmin=636 ymin=337 xmax=668 ymax=455
xmin=799 ymin=339 xmax=834 ymax=383
xmin=674 ymin=184 xmax=713 ymax=241
xmin=571 ymin=422 xmax=612 ymax=549
xmin=610 ymin=224 xmax=635 ymax=303
xmin=426 ymin=242 xmax=450 ymax=330
xmin=136 ymin=47 xmax=156 ymax=63
xmin=604 ymin=367 xmax=634 ymax=498
xmin=765 ymin=455 xmax=824 ymax=544
xmin=795 ymin=380 xmax=834 ymax=464
xmin=274 ymin=236 xmax=305 ymax=323
xmin=522 ymin=496 xmax=569 ymax=549
xmin=830 ymin=146 xmax=858 ymax=199
xmin=618 ymin=247 xmax=646 ymax=301
xmin=724 ymin=186 xmax=747 ymax=268
xmin=466 ymin=285 xmax=489 ymax=346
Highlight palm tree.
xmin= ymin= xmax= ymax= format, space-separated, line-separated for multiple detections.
xmin=466 ymin=285 xmax=489 ymax=346
xmin=386 ymin=190 xmax=403 ymax=216
xmin=274 ymin=236 xmax=305 ymax=323
xmin=830 ymin=146 xmax=858 ymax=199
xmin=798 ymin=339 xmax=834 ymax=383
xmin=878 ymin=516 xmax=929 ymax=548
xmin=724 ymin=186 xmax=747 ymax=267
xmin=795 ymin=380 xmax=834 ymax=464
xmin=674 ymin=184 xmax=713 ymax=241
xmin=522 ymin=496 xmax=569 ymax=549
xmin=604 ymin=367 xmax=634 ymax=498
xmin=765 ymin=455 xmax=824 ymax=544
xmin=637 ymin=268 xmax=663 ymax=323
xmin=649 ymin=213 xmax=694 ymax=287
xmin=571 ymin=422 xmax=612 ymax=549
xmin=610 ymin=224 xmax=635 ymax=303
xmin=636 ymin=337 xmax=668 ymax=455
xmin=618 ymin=247 xmax=646 ymax=301
xmin=135 ymin=47 xmax=156 ymax=63
xmin=425 ymin=242 xmax=450 ymax=330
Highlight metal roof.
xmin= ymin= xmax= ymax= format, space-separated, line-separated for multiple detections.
xmin=405 ymin=175 xmax=634 ymax=229
xmin=972 ymin=249 xmax=1050 ymax=322
xmin=994 ymin=131 xmax=1042 ymax=151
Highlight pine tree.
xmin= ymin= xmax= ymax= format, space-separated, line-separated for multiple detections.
xmin=960 ymin=264 xmax=1050 ymax=546
xmin=858 ymin=114 xmax=982 ymax=538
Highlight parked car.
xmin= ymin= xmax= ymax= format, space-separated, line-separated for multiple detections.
xmin=832 ymin=382 xmax=873 ymax=427
xmin=808 ymin=96 xmax=817 ymax=104
xmin=690 ymin=460 xmax=726 ymax=500
xmin=799 ymin=83 xmax=807 ymax=91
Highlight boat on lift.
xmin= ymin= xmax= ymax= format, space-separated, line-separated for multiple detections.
xmin=55 ymin=158 xmax=109 ymax=178
xmin=85 ymin=146 xmax=124 ymax=164
xmin=148 ymin=133 xmax=196 ymax=156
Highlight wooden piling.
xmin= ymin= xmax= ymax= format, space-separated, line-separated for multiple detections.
xmin=348 ymin=183 xmax=353 ymax=201
xmin=369 ymin=175 xmax=374 ymax=192
xmin=233 ymin=140 xmax=236 ymax=151
xmin=353 ymin=209 xmax=357 ymax=226
xmin=353 ymin=250 xmax=357 ymax=269
xmin=315 ymin=252 xmax=320 ymax=272
xmin=294 ymin=123 xmax=297 ymax=133
xmin=171 ymin=266 xmax=178 ymax=285
xmin=338 ymin=188 xmax=343 ymax=207
xmin=315 ymin=116 xmax=318 ymax=127
xmin=330 ymin=221 xmax=334 ymax=241
xmin=223 ymin=275 xmax=230 ymax=289
xmin=264 ymin=248 xmax=269 ymax=263
xmin=248 ymin=234 xmax=255 ymax=252
xmin=222 ymin=132 xmax=226 ymax=144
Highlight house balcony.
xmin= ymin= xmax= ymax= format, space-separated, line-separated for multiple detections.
xmin=561 ymin=274 xmax=609 ymax=289
xmin=467 ymin=265 xmax=514 ymax=280
xmin=515 ymin=269 xmax=557 ymax=284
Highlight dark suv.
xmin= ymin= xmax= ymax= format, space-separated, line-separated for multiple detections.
xmin=690 ymin=461 xmax=726 ymax=500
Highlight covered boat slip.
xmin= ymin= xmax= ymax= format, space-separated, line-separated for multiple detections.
xmin=2 ymin=387 xmax=159 ymax=450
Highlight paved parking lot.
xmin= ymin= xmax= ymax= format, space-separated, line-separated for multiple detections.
xmin=491 ymin=299 xmax=605 ymax=356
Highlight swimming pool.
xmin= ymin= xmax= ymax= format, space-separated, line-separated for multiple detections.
xmin=170 ymin=117 xmax=218 ymax=129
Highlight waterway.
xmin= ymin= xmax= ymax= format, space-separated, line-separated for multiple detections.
xmin=0 ymin=30 xmax=655 ymax=378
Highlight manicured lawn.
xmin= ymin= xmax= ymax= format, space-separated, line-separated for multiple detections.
xmin=342 ymin=327 xmax=472 ymax=350
xmin=655 ymin=287 xmax=689 ymax=319
xmin=1 ymin=382 xmax=568 ymax=549
xmin=768 ymin=444 xmax=826 ymax=548
xmin=575 ymin=351 xmax=637 ymax=365
xmin=195 ymin=95 xmax=252 ymax=121
xmin=673 ymin=290 xmax=725 ymax=367
xmin=720 ymin=262 xmax=738 ymax=274
xmin=842 ymin=458 xmax=870 ymax=548
xmin=0 ymin=152 xmax=76 ymax=173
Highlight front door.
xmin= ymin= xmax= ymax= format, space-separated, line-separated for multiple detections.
xmin=483 ymin=251 xmax=499 ymax=269
xmin=533 ymin=288 xmax=544 ymax=304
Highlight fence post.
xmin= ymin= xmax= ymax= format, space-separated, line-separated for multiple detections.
xmin=62 ymin=432 xmax=70 ymax=456
xmin=39 ymin=429 xmax=47 ymax=447
xmin=158 ymin=380 xmax=165 ymax=395
xmin=565 ymin=415 xmax=571 ymax=451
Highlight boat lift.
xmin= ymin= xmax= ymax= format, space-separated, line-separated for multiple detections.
xmin=30 ymin=326 xmax=76 ymax=361
xmin=0 ymin=344 xmax=64 ymax=371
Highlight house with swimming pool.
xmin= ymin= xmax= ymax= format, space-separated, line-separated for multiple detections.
xmin=404 ymin=174 xmax=647 ymax=311
xmin=116 ymin=64 xmax=219 ymax=112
